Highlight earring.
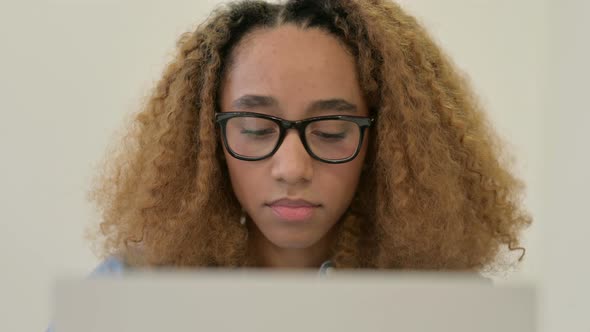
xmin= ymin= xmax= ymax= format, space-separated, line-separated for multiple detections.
xmin=239 ymin=211 xmax=246 ymax=226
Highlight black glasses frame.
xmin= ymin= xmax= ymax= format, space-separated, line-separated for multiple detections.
xmin=215 ymin=111 xmax=375 ymax=164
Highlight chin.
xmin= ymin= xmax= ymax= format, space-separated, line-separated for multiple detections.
xmin=265 ymin=231 xmax=324 ymax=250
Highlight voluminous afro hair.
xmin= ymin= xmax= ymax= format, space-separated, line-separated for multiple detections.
xmin=91 ymin=0 xmax=531 ymax=272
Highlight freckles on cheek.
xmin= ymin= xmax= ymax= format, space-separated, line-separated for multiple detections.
xmin=321 ymin=163 xmax=362 ymax=184
xmin=227 ymin=161 xmax=267 ymax=198
xmin=315 ymin=164 xmax=364 ymax=203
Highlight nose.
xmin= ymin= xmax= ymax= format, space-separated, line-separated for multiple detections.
xmin=270 ymin=130 xmax=313 ymax=185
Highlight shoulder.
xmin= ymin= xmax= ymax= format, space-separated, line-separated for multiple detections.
xmin=90 ymin=255 xmax=128 ymax=277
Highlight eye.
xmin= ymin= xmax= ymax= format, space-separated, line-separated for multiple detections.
xmin=311 ymin=130 xmax=347 ymax=141
xmin=240 ymin=127 xmax=277 ymax=138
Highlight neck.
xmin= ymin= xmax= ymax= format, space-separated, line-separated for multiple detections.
xmin=249 ymin=226 xmax=335 ymax=268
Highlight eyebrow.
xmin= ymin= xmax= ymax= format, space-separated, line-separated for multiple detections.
xmin=307 ymin=99 xmax=357 ymax=115
xmin=231 ymin=95 xmax=278 ymax=110
xmin=230 ymin=94 xmax=358 ymax=115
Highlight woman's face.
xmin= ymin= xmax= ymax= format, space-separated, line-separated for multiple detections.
xmin=219 ymin=25 xmax=369 ymax=250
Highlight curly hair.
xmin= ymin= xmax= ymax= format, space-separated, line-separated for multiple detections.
xmin=90 ymin=0 xmax=531 ymax=271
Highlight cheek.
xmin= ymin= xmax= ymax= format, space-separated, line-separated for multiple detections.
xmin=321 ymin=163 xmax=362 ymax=187
xmin=225 ymin=156 xmax=267 ymax=206
xmin=315 ymin=159 xmax=365 ymax=205
xmin=318 ymin=142 xmax=368 ymax=203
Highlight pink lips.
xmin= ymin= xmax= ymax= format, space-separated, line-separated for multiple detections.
xmin=268 ymin=198 xmax=320 ymax=222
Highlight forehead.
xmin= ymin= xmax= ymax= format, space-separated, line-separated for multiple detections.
xmin=221 ymin=25 xmax=366 ymax=115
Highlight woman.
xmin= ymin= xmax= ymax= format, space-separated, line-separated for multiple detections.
xmin=89 ymin=0 xmax=531 ymax=274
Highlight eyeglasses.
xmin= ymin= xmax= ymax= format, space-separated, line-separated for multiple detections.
xmin=215 ymin=112 xmax=374 ymax=164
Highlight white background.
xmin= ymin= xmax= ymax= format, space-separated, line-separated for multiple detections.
xmin=0 ymin=0 xmax=587 ymax=331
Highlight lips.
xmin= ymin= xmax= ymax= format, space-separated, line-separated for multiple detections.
xmin=267 ymin=198 xmax=320 ymax=221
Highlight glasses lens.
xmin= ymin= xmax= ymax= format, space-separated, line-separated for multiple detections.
xmin=225 ymin=116 xmax=280 ymax=158
xmin=305 ymin=120 xmax=361 ymax=161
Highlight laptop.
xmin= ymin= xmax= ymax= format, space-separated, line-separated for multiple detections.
xmin=53 ymin=270 xmax=535 ymax=332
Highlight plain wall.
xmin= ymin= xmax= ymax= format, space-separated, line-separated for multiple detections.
xmin=0 ymin=0 xmax=586 ymax=331
xmin=541 ymin=1 xmax=590 ymax=331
